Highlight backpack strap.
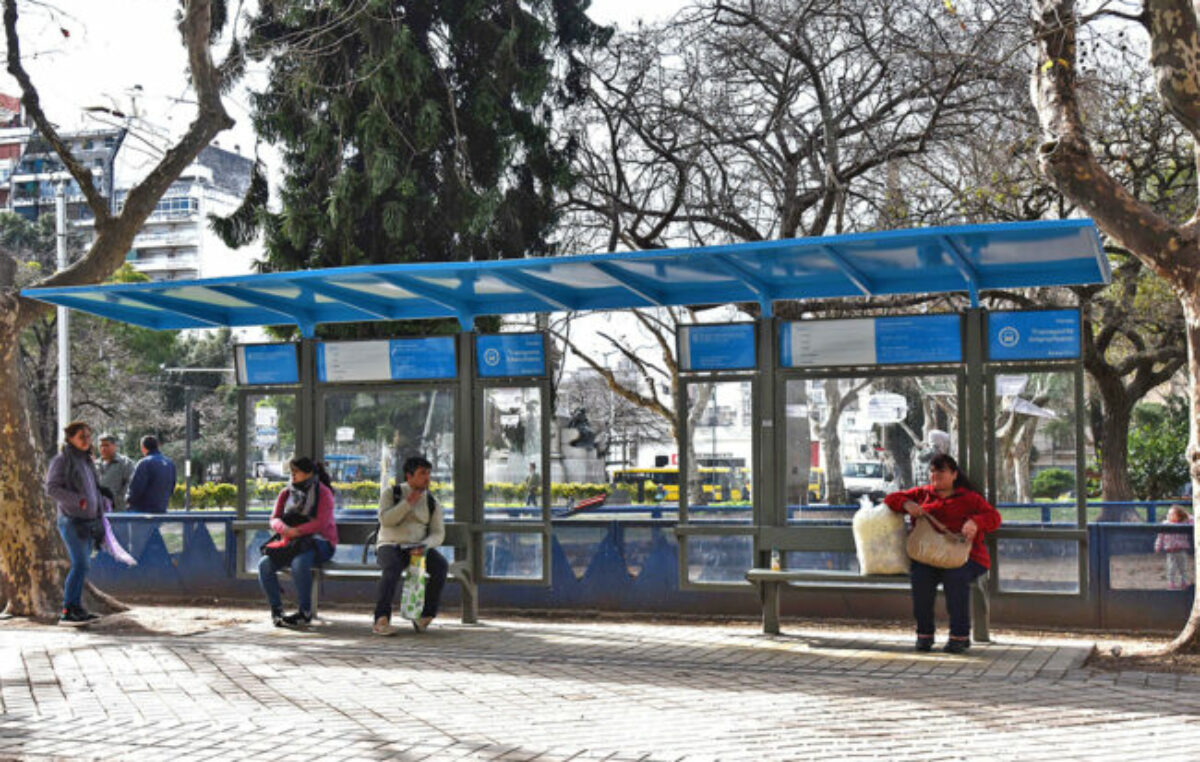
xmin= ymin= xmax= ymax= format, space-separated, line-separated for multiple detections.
xmin=363 ymin=491 xmax=438 ymax=563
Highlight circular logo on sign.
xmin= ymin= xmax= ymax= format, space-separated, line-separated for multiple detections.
xmin=998 ymin=326 xmax=1020 ymax=348
xmin=484 ymin=348 xmax=501 ymax=366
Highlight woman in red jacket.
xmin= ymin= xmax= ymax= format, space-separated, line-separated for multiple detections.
xmin=884 ymin=453 xmax=1001 ymax=654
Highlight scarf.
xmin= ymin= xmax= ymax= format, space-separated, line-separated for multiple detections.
xmin=283 ymin=475 xmax=319 ymax=522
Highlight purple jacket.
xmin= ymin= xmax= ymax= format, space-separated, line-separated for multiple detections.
xmin=45 ymin=446 xmax=103 ymax=520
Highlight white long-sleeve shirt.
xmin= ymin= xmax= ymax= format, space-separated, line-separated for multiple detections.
xmin=377 ymin=483 xmax=444 ymax=549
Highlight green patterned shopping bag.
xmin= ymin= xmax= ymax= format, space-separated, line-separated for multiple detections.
xmin=399 ymin=552 xmax=428 ymax=621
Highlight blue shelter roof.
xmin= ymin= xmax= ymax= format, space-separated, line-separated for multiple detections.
xmin=21 ymin=219 xmax=1108 ymax=336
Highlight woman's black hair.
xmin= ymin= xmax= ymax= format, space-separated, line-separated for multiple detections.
xmin=929 ymin=453 xmax=979 ymax=494
xmin=289 ymin=456 xmax=335 ymax=492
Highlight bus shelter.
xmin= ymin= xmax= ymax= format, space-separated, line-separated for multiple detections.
xmin=24 ymin=219 xmax=1108 ymax=626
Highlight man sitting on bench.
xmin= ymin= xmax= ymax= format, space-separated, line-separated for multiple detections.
xmin=372 ymin=455 xmax=447 ymax=636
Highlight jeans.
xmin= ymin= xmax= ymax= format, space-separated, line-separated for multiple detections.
xmin=910 ymin=559 xmax=987 ymax=639
xmin=374 ymin=545 xmax=448 ymax=621
xmin=56 ymin=514 xmax=92 ymax=611
xmin=258 ymin=537 xmax=334 ymax=615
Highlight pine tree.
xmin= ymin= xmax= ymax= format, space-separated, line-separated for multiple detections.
xmin=230 ymin=0 xmax=609 ymax=298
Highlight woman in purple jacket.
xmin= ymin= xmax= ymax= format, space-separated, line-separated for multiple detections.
xmin=43 ymin=421 xmax=105 ymax=625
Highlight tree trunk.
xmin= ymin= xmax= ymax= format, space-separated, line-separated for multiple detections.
xmin=685 ymin=382 xmax=714 ymax=504
xmin=1096 ymin=402 xmax=1142 ymax=521
xmin=0 ymin=0 xmax=234 ymax=619
xmin=1167 ymin=296 xmax=1200 ymax=653
xmin=0 ymin=320 xmax=63 ymax=618
xmin=822 ymin=379 xmax=846 ymax=505
xmin=1032 ymin=0 xmax=1200 ymax=653
xmin=1009 ymin=419 xmax=1038 ymax=503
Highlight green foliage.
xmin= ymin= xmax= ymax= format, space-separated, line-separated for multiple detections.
xmin=223 ymin=1 xmax=609 ymax=339
xmin=1128 ymin=399 xmax=1190 ymax=500
xmin=170 ymin=482 xmax=238 ymax=509
xmin=1031 ymin=468 xmax=1075 ymax=499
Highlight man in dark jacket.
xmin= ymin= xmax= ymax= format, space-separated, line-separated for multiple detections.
xmin=126 ymin=435 xmax=176 ymax=513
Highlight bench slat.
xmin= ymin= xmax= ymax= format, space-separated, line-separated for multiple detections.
xmin=745 ymin=568 xmax=907 ymax=584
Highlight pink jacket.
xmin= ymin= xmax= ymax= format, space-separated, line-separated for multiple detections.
xmin=270 ymin=483 xmax=338 ymax=547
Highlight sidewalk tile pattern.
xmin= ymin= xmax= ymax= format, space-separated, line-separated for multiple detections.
xmin=1 ymin=614 xmax=1198 ymax=760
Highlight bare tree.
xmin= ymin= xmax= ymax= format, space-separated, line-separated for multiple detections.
xmin=566 ymin=0 xmax=1022 ymax=251
xmin=0 ymin=0 xmax=234 ymax=618
xmin=1031 ymin=0 xmax=1200 ymax=651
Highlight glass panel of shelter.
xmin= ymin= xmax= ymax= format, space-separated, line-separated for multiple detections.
xmin=317 ymin=384 xmax=456 ymax=566
xmin=783 ymin=372 xmax=963 ymax=523
xmin=319 ymin=386 xmax=455 ymax=516
xmin=242 ymin=392 xmax=298 ymax=511
xmin=678 ymin=375 xmax=757 ymax=588
xmin=477 ymin=383 xmax=550 ymax=582
xmin=238 ymin=389 xmax=299 ymax=574
xmin=985 ymin=362 xmax=1088 ymax=597
xmin=779 ymin=369 xmax=964 ymax=573
xmin=474 ymin=332 xmax=552 ymax=584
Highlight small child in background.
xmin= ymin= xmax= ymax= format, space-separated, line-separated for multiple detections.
xmin=1154 ymin=505 xmax=1194 ymax=590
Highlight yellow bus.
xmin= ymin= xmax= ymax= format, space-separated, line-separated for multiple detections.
xmin=611 ymin=467 xmax=749 ymax=502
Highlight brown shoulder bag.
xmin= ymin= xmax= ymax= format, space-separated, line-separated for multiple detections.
xmin=906 ymin=512 xmax=971 ymax=569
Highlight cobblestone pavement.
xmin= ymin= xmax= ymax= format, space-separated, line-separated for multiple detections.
xmin=1 ymin=609 xmax=1199 ymax=761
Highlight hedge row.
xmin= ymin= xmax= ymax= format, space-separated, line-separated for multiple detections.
xmin=169 ymin=480 xmax=609 ymax=509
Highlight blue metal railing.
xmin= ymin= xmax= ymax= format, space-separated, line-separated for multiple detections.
xmin=87 ymin=503 xmax=1194 ymax=630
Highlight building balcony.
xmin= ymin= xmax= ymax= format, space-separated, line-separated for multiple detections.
xmin=133 ymin=230 xmax=196 ymax=248
xmin=130 ymin=253 xmax=199 ymax=274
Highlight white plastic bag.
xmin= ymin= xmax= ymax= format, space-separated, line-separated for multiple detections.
xmin=399 ymin=552 xmax=428 ymax=621
xmin=852 ymin=497 xmax=909 ymax=575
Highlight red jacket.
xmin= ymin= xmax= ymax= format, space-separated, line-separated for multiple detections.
xmin=884 ymin=486 xmax=1001 ymax=568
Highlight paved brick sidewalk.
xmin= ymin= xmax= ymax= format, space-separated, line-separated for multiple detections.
xmin=1 ymin=611 xmax=1198 ymax=760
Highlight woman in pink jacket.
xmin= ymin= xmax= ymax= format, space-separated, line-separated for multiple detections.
xmin=258 ymin=457 xmax=339 ymax=628
xmin=884 ymin=453 xmax=1001 ymax=654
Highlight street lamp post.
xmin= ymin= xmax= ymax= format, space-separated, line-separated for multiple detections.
xmin=55 ymin=180 xmax=70 ymax=435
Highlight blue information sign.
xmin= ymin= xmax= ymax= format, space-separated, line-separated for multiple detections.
xmin=987 ymin=310 xmax=1080 ymax=361
xmin=780 ymin=314 xmax=962 ymax=367
xmin=390 ymin=337 xmax=456 ymax=379
xmin=316 ymin=337 xmax=456 ymax=382
xmin=874 ymin=315 xmax=962 ymax=365
xmin=237 ymin=344 xmax=299 ymax=385
xmin=680 ymin=324 xmax=756 ymax=371
xmin=476 ymin=333 xmax=546 ymax=377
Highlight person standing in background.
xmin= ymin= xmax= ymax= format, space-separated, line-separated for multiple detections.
xmin=96 ymin=433 xmax=135 ymax=512
xmin=126 ymin=435 xmax=177 ymax=513
xmin=1154 ymin=505 xmax=1194 ymax=590
xmin=524 ymin=462 xmax=540 ymax=507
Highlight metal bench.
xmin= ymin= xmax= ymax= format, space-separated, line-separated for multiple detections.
xmin=236 ymin=519 xmax=478 ymax=623
xmin=746 ymin=524 xmax=991 ymax=641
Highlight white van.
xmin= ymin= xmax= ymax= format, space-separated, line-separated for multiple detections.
xmin=842 ymin=461 xmax=892 ymax=500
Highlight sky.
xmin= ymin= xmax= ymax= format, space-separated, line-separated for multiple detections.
xmin=2 ymin=0 xmax=687 ymax=178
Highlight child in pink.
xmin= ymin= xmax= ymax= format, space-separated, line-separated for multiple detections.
xmin=1154 ymin=505 xmax=1193 ymax=590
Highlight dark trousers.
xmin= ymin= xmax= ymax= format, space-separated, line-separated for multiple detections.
xmin=910 ymin=559 xmax=987 ymax=639
xmin=374 ymin=545 xmax=447 ymax=621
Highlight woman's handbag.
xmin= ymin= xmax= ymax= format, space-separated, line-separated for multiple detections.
xmin=399 ymin=552 xmax=428 ymax=621
xmin=906 ymin=512 xmax=971 ymax=569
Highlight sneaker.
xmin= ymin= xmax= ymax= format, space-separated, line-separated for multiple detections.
xmin=271 ymin=610 xmax=285 ymax=628
xmin=74 ymin=607 xmax=101 ymax=622
xmin=59 ymin=608 xmax=89 ymax=626
xmin=943 ymin=639 xmax=971 ymax=654
xmin=372 ymin=617 xmax=399 ymax=636
xmin=281 ymin=611 xmax=312 ymax=628
xmin=915 ymin=637 xmax=933 ymax=653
